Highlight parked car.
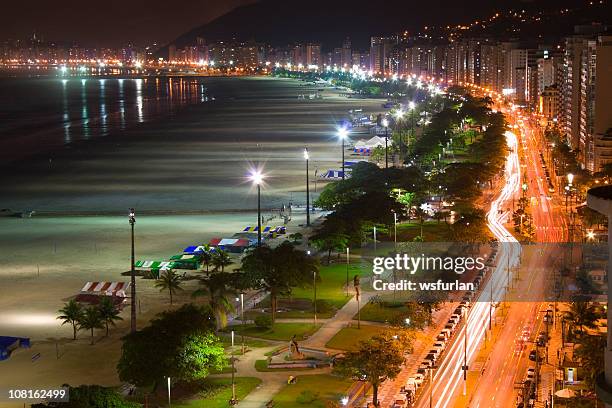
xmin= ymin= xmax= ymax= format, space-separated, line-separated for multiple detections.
xmin=526 ymin=367 xmax=536 ymax=381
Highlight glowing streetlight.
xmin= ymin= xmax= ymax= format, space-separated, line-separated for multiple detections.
xmin=128 ymin=208 xmax=136 ymax=333
xmin=338 ymin=127 xmax=349 ymax=180
xmin=567 ymin=173 xmax=574 ymax=186
xmin=382 ymin=118 xmax=390 ymax=169
xmin=304 ymin=148 xmax=311 ymax=226
xmin=249 ymin=170 xmax=264 ymax=246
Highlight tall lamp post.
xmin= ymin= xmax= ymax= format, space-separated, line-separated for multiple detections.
xmin=382 ymin=118 xmax=389 ymax=169
xmin=566 ymin=173 xmax=574 ymax=211
xmin=338 ymin=127 xmax=349 ymax=180
xmin=250 ymin=170 xmax=264 ymax=246
xmin=345 ymin=247 xmax=350 ymax=297
xmin=304 ymin=148 xmax=310 ymax=226
xmin=408 ymin=101 xmax=416 ymax=137
xmin=394 ymin=109 xmax=404 ymax=153
xmin=128 ymin=208 xmax=136 ymax=333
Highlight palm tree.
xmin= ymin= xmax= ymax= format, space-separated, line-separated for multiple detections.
xmin=192 ymin=272 xmax=236 ymax=330
xmin=200 ymin=249 xmax=213 ymax=274
xmin=212 ymin=250 xmax=232 ymax=272
xmin=574 ymin=334 xmax=605 ymax=388
xmin=57 ymin=299 xmax=83 ymax=340
xmin=564 ymin=299 xmax=599 ymax=338
xmin=155 ymin=270 xmax=184 ymax=304
xmin=78 ymin=306 xmax=104 ymax=345
xmin=98 ymin=297 xmax=123 ymax=336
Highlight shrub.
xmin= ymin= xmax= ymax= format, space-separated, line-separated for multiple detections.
xmin=31 ymin=385 xmax=140 ymax=408
xmin=254 ymin=315 xmax=273 ymax=329
xmin=296 ymin=390 xmax=320 ymax=404
xmin=315 ymin=299 xmax=334 ymax=314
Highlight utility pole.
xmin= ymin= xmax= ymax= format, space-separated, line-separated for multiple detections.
xmin=128 ymin=208 xmax=136 ymax=333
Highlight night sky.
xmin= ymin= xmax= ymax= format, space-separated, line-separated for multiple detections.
xmin=2 ymin=0 xmax=556 ymax=47
xmin=0 ymin=0 xmax=255 ymax=46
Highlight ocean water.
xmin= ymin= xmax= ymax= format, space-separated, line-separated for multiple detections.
xmin=0 ymin=76 xmax=382 ymax=212
xmin=0 ymin=76 xmax=211 ymax=164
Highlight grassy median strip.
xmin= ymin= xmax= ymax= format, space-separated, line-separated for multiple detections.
xmin=271 ymin=374 xmax=352 ymax=408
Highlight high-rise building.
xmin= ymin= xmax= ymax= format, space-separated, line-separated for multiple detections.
xmin=341 ymin=37 xmax=352 ymax=67
xmin=305 ymin=43 xmax=321 ymax=67
xmin=540 ymin=85 xmax=560 ymax=123
xmin=561 ymin=24 xmax=609 ymax=152
xmin=579 ymin=36 xmax=612 ymax=172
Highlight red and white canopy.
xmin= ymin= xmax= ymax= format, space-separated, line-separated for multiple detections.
xmin=80 ymin=281 xmax=131 ymax=298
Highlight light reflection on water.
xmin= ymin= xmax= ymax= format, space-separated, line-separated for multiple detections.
xmin=55 ymin=78 xmax=208 ymax=143
xmin=0 ymin=76 xmax=210 ymax=164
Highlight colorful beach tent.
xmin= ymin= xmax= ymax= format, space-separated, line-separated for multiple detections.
xmin=320 ymin=170 xmax=345 ymax=179
xmin=80 ymin=281 xmax=131 ymax=297
xmin=135 ymin=260 xmax=176 ymax=271
xmin=243 ymin=226 xmax=274 ymax=233
xmin=209 ymin=238 xmax=222 ymax=246
xmin=183 ymin=245 xmax=208 ymax=254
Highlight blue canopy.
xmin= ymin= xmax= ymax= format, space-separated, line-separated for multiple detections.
xmin=0 ymin=336 xmax=30 ymax=361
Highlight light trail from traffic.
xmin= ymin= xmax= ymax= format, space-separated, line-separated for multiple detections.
xmin=416 ymin=130 xmax=522 ymax=408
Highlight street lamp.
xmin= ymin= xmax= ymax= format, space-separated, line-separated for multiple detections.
xmin=249 ymin=170 xmax=264 ymax=246
xmin=392 ymin=210 xmax=398 ymax=250
xmin=345 ymin=247 xmax=350 ymax=297
xmin=338 ymin=127 xmax=349 ymax=180
xmin=382 ymin=118 xmax=390 ymax=169
xmin=167 ymin=376 xmax=172 ymax=408
xmin=240 ymin=293 xmax=245 ymax=354
xmin=304 ymin=148 xmax=311 ymax=226
xmin=128 ymin=208 xmax=136 ymax=333
xmin=408 ymin=101 xmax=417 ymax=139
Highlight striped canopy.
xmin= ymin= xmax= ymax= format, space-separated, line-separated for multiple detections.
xmin=183 ymin=245 xmax=208 ymax=254
xmin=243 ymin=226 xmax=273 ymax=233
xmin=135 ymin=260 xmax=176 ymax=270
xmin=80 ymin=281 xmax=131 ymax=297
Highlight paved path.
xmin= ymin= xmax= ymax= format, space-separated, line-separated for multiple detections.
xmin=215 ymin=292 xmax=376 ymax=407
xmin=213 ymin=345 xmax=331 ymax=408
xmin=303 ymin=292 xmax=376 ymax=350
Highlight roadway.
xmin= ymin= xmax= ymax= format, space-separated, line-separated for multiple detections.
xmin=453 ymin=109 xmax=567 ymax=408
xmin=413 ymin=129 xmax=522 ymax=408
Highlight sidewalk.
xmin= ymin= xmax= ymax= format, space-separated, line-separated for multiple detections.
xmin=214 ymin=291 xmax=376 ymax=407
xmin=538 ymin=319 xmax=562 ymax=405
xmin=303 ymin=292 xmax=375 ymax=350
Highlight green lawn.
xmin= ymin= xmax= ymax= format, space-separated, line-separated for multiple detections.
xmin=395 ymin=221 xmax=451 ymax=242
xmin=291 ymin=263 xmax=370 ymax=306
xmin=355 ymin=301 xmax=411 ymax=323
xmin=220 ymin=336 xmax=271 ymax=349
xmin=229 ymin=323 xmax=321 ymax=342
xmin=272 ymin=374 xmax=352 ymax=408
xmin=242 ymin=263 xmax=370 ymax=320
xmin=325 ymin=325 xmax=388 ymax=351
xmin=172 ymin=377 xmax=261 ymax=408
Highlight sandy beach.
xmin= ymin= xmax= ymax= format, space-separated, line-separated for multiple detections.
xmin=0 ymin=76 xmax=385 ymax=400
